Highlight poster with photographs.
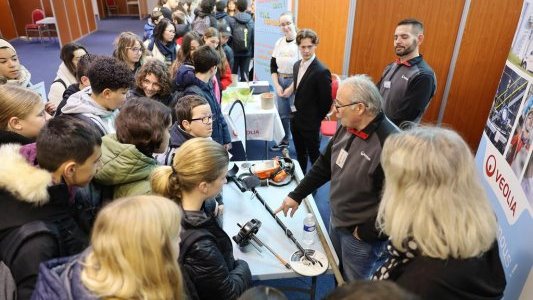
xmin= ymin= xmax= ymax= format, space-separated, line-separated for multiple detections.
xmin=476 ymin=1 xmax=533 ymax=299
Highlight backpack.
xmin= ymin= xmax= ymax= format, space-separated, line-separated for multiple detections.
xmin=233 ymin=20 xmax=251 ymax=52
xmin=52 ymin=78 xmax=67 ymax=90
xmin=192 ymin=15 xmax=216 ymax=36
xmin=179 ymin=229 xmax=215 ymax=300
xmin=0 ymin=221 xmax=61 ymax=300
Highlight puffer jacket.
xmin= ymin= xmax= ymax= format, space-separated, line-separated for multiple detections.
xmin=173 ymin=62 xmax=196 ymax=92
xmin=94 ymin=134 xmax=157 ymax=199
xmin=181 ymin=210 xmax=251 ymax=300
xmin=31 ymin=250 xmax=98 ymax=300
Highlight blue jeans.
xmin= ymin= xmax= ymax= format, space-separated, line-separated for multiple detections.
xmin=275 ymin=76 xmax=294 ymax=144
xmin=329 ymin=221 xmax=387 ymax=281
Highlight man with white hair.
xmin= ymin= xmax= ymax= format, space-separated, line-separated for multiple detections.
xmin=275 ymin=75 xmax=399 ymax=281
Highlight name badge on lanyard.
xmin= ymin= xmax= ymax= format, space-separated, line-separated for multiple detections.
xmin=336 ymin=149 xmax=349 ymax=169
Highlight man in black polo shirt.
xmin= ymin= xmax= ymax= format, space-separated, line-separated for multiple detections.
xmin=275 ymin=75 xmax=399 ymax=281
xmin=377 ymin=18 xmax=436 ymax=128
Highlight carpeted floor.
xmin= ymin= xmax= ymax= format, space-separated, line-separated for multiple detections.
xmin=12 ymin=16 xmax=336 ymax=299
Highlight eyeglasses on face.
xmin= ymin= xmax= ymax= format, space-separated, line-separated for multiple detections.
xmin=333 ymin=99 xmax=365 ymax=110
xmin=280 ymin=22 xmax=292 ymax=27
xmin=127 ymin=47 xmax=143 ymax=53
xmin=190 ymin=115 xmax=214 ymax=124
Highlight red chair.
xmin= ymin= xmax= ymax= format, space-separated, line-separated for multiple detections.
xmin=320 ymin=74 xmax=341 ymax=137
xmin=25 ymin=9 xmax=46 ymax=42
xmin=106 ymin=0 xmax=119 ymax=16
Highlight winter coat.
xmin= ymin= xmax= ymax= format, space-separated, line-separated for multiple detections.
xmin=181 ymin=210 xmax=251 ymax=300
xmin=143 ymin=21 xmax=155 ymax=41
xmin=184 ymin=77 xmax=231 ymax=145
xmin=60 ymin=87 xmax=119 ymax=135
xmin=174 ymin=62 xmax=196 ymax=92
xmin=0 ymin=144 xmax=88 ymax=299
xmin=94 ymin=134 xmax=157 ymax=199
xmin=31 ymin=250 xmax=98 ymax=300
xmin=47 ymin=63 xmax=77 ymax=106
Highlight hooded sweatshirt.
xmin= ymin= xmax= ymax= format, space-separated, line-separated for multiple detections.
xmin=94 ymin=134 xmax=157 ymax=199
xmin=48 ymin=62 xmax=77 ymax=106
xmin=60 ymin=87 xmax=119 ymax=135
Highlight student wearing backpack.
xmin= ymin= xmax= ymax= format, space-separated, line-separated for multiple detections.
xmin=151 ymin=138 xmax=252 ymax=300
xmin=191 ymin=0 xmax=218 ymax=36
xmin=46 ymin=43 xmax=87 ymax=114
xmin=0 ymin=115 xmax=102 ymax=299
xmin=229 ymin=0 xmax=254 ymax=81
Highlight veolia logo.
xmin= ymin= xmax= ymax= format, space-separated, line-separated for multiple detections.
xmin=485 ymin=154 xmax=516 ymax=217
xmin=485 ymin=154 xmax=497 ymax=177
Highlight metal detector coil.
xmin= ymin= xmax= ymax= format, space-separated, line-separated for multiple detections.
xmin=290 ymin=249 xmax=329 ymax=277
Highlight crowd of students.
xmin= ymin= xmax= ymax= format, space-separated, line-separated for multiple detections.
xmin=0 ymin=0 xmax=507 ymax=299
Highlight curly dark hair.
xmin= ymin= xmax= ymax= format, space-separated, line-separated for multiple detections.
xmin=88 ymin=56 xmax=133 ymax=94
xmin=115 ymin=97 xmax=172 ymax=156
xmin=135 ymin=59 xmax=172 ymax=98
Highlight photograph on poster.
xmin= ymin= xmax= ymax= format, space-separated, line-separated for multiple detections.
xmin=509 ymin=0 xmax=533 ymax=73
xmin=484 ymin=65 xmax=528 ymax=154
xmin=506 ymin=96 xmax=533 ymax=178
xmin=522 ymin=154 xmax=533 ymax=207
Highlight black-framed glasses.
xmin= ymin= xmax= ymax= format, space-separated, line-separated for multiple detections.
xmin=190 ymin=115 xmax=214 ymax=124
xmin=333 ymin=99 xmax=365 ymax=110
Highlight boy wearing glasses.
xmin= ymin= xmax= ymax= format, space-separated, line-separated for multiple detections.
xmin=181 ymin=45 xmax=231 ymax=150
xmin=157 ymin=95 xmax=213 ymax=165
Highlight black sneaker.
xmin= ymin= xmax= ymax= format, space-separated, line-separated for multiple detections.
xmin=270 ymin=142 xmax=289 ymax=151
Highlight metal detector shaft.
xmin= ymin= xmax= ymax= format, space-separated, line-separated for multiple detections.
xmin=250 ymin=187 xmax=318 ymax=266
xmin=252 ymin=234 xmax=291 ymax=269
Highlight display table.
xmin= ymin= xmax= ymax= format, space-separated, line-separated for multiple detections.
xmin=35 ymin=17 xmax=57 ymax=43
xmin=221 ymin=160 xmax=338 ymax=283
xmin=222 ymin=84 xmax=285 ymax=145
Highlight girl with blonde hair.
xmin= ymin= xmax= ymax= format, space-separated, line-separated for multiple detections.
xmin=114 ymin=32 xmax=146 ymax=74
xmin=373 ymin=126 xmax=506 ymax=299
xmin=32 ymin=195 xmax=184 ymax=299
xmin=0 ymin=84 xmax=46 ymax=145
xmin=151 ymin=138 xmax=251 ymax=300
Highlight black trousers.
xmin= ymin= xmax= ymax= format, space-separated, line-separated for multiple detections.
xmin=290 ymin=122 xmax=321 ymax=174
xmin=232 ymin=56 xmax=251 ymax=81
